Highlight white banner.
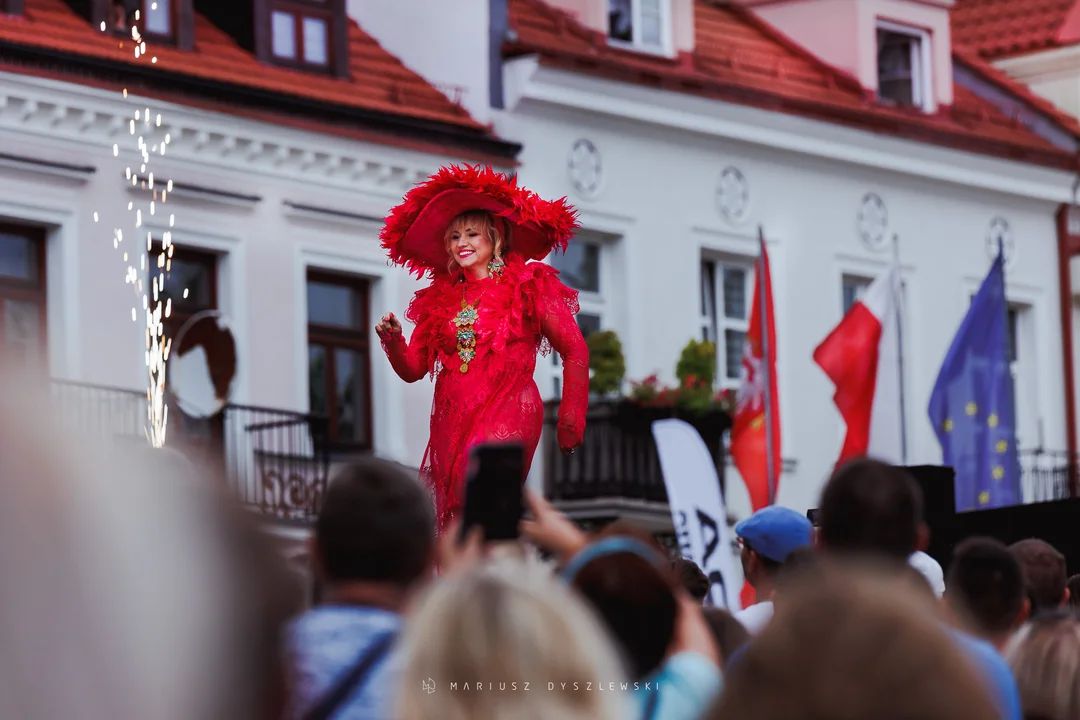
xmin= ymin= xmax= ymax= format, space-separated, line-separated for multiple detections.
xmin=652 ymin=419 xmax=740 ymax=610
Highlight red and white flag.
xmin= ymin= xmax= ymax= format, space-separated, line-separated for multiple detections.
xmin=730 ymin=235 xmax=780 ymax=512
xmin=812 ymin=263 xmax=904 ymax=466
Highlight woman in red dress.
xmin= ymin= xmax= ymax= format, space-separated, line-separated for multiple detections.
xmin=375 ymin=165 xmax=589 ymax=531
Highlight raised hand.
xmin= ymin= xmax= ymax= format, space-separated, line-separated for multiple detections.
xmin=375 ymin=312 xmax=402 ymax=339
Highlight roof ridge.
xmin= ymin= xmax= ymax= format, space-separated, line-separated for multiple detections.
xmin=953 ymin=49 xmax=1080 ymax=136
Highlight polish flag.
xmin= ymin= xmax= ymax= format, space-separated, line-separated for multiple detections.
xmin=730 ymin=234 xmax=780 ymax=511
xmin=812 ymin=263 xmax=904 ymax=466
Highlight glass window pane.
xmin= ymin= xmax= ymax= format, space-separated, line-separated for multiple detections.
xmin=700 ymin=261 xmax=715 ymax=318
xmin=1007 ymin=308 xmax=1018 ymax=364
xmin=308 ymin=345 xmax=328 ymax=417
xmin=144 ymin=0 xmax=170 ymax=35
xmin=551 ymin=242 xmax=600 ymax=293
xmin=608 ymin=0 xmax=633 ymax=41
xmin=3 ymin=299 xmax=41 ymax=365
xmin=161 ymin=255 xmax=213 ymax=313
xmin=724 ymin=329 xmax=744 ymax=381
xmin=721 ymin=267 xmax=746 ymax=320
xmin=334 ymin=348 xmax=367 ymax=444
xmin=307 ymin=281 xmax=360 ymax=328
xmin=842 ymin=277 xmax=871 ymax=314
xmin=272 ymin=11 xmax=297 ymax=59
xmin=577 ymin=313 xmax=602 ymax=339
xmin=0 ymin=232 xmax=36 ymax=282
xmin=640 ymin=0 xmax=662 ymax=45
xmin=303 ymin=17 xmax=329 ymax=65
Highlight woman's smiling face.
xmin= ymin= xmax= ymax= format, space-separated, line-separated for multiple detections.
xmin=446 ymin=212 xmax=496 ymax=276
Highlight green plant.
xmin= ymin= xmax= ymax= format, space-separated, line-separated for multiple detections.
xmin=675 ymin=339 xmax=717 ymax=389
xmin=587 ymin=330 xmax=626 ymax=396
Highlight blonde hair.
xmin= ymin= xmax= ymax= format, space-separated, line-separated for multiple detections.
xmin=396 ymin=558 xmax=627 ymax=720
xmin=444 ymin=211 xmax=509 ymax=275
xmin=1005 ymin=614 xmax=1080 ymax=719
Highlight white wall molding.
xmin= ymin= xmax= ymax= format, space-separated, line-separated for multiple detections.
xmin=511 ymin=66 xmax=1076 ymax=203
xmin=0 ymin=72 xmax=454 ymax=200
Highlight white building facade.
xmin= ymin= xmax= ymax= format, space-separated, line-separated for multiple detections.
xmin=356 ymin=0 xmax=1080 ymax=522
xmin=0 ymin=0 xmax=518 ymax=519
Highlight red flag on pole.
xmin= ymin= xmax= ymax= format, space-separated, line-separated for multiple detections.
xmin=730 ymin=230 xmax=781 ymax=512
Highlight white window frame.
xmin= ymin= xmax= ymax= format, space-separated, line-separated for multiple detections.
xmin=548 ymin=234 xmax=608 ymax=398
xmin=606 ymin=0 xmax=673 ymax=56
xmin=700 ymin=257 xmax=752 ymax=390
xmin=841 ymin=274 xmax=871 ymax=315
xmin=875 ymin=19 xmax=933 ymax=112
xmin=1008 ymin=303 xmax=1038 ymax=452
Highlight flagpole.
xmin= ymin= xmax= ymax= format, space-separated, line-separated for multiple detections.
xmin=892 ymin=234 xmax=909 ymax=465
xmin=758 ymin=226 xmax=776 ymax=504
xmin=998 ymin=237 xmax=1022 ymax=503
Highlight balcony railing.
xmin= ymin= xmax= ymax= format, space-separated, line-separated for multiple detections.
xmin=1020 ymin=450 xmax=1079 ymax=503
xmin=49 ymin=379 xmax=330 ymax=522
xmin=219 ymin=404 xmax=329 ymax=522
xmin=51 ymin=379 xmax=148 ymax=441
xmin=544 ymin=399 xmax=731 ymax=510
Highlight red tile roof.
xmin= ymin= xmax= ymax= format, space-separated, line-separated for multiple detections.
xmin=951 ymin=0 xmax=1080 ymax=60
xmin=0 ymin=0 xmax=506 ymax=155
xmin=507 ymin=0 xmax=1080 ymax=168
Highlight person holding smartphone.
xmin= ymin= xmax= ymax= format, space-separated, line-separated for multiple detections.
xmin=376 ymin=165 xmax=589 ymax=532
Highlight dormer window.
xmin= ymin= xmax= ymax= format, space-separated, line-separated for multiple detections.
xmin=608 ymin=0 xmax=669 ymax=54
xmin=258 ymin=0 xmax=345 ymax=76
xmin=98 ymin=0 xmax=191 ymax=48
xmin=271 ymin=6 xmax=329 ymax=66
xmin=876 ymin=21 xmax=932 ymax=111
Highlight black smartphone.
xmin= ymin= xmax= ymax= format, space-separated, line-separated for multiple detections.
xmin=459 ymin=442 xmax=525 ymax=542
xmin=806 ymin=508 xmax=821 ymax=527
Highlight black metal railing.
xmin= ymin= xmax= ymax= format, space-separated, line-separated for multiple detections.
xmin=1020 ymin=450 xmax=1079 ymax=503
xmin=220 ymin=404 xmax=330 ymax=522
xmin=544 ymin=400 xmax=731 ymax=504
xmin=50 ymin=378 xmax=148 ymax=440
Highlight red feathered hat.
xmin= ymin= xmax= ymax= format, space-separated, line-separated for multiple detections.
xmin=381 ymin=164 xmax=580 ymax=278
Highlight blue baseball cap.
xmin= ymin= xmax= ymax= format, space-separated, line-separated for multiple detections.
xmin=734 ymin=506 xmax=813 ymax=563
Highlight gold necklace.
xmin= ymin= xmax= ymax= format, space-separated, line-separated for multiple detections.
xmin=454 ymin=282 xmax=485 ymax=373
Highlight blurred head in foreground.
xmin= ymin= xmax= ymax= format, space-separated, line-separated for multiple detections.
xmin=1005 ymin=611 xmax=1080 ymax=720
xmin=945 ymin=537 xmax=1028 ymax=651
xmin=818 ymin=458 xmax=926 ymax=561
xmin=712 ymin=560 xmax=998 ymax=720
xmin=396 ymin=557 xmax=627 ymax=720
xmin=0 ymin=370 xmax=302 ymax=720
xmin=566 ymin=523 xmax=678 ymax=679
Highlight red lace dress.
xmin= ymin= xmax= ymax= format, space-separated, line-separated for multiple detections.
xmin=381 ymin=256 xmax=590 ymax=531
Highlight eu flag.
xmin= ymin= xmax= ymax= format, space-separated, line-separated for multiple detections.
xmin=928 ymin=247 xmax=1020 ymax=512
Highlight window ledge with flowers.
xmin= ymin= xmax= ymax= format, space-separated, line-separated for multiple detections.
xmin=543 ymin=333 xmax=733 ymax=511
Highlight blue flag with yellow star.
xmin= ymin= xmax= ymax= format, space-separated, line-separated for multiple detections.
xmin=928 ymin=247 xmax=1020 ymax=512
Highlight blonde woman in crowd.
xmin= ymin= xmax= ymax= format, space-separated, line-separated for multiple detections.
xmin=1005 ymin=613 xmax=1080 ymax=720
xmin=396 ymin=556 xmax=628 ymax=720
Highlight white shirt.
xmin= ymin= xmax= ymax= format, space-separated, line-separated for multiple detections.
xmin=734 ymin=600 xmax=774 ymax=635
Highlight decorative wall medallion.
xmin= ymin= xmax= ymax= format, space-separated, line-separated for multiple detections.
xmin=986 ymin=216 xmax=1017 ymax=269
xmin=567 ymin=139 xmax=602 ymax=199
xmin=716 ymin=166 xmax=750 ymax=223
xmin=856 ymin=192 xmax=889 ymax=250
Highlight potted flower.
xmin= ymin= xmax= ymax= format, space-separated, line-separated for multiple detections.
xmin=587 ymin=329 xmax=626 ymax=399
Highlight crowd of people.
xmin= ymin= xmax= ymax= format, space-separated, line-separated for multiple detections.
xmin=283 ymin=454 xmax=1080 ymax=720
xmin=5 ymin=368 xmax=1080 ymax=720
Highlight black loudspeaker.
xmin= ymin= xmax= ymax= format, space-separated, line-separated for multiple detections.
xmin=902 ymin=465 xmax=959 ymax=567
xmin=902 ymin=464 xmax=1080 ymax=575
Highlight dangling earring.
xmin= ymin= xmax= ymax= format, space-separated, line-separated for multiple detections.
xmin=488 ymin=257 xmax=504 ymax=277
